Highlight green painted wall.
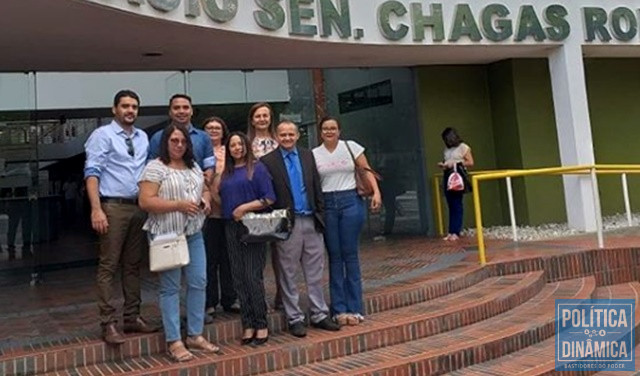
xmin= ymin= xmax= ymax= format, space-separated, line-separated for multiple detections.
xmin=417 ymin=66 xmax=504 ymax=228
xmin=418 ymin=60 xmax=564 ymax=230
xmin=486 ymin=59 xmax=564 ymax=226
xmin=487 ymin=60 xmax=530 ymax=224
xmin=417 ymin=58 xmax=640 ymax=231
xmin=510 ymin=59 xmax=565 ymax=225
xmin=585 ymin=58 xmax=640 ymax=216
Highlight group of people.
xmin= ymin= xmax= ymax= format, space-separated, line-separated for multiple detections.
xmin=84 ymin=90 xmax=381 ymax=362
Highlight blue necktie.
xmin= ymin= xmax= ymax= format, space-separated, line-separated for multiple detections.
xmin=286 ymin=153 xmax=303 ymax=212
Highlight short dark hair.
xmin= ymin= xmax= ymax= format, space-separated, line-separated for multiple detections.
xmin=202 ymin=116 xmax=230 ymax=144
xmin=158 ymin=124 xmax=195 ymax=169
xmin=441 ymin=127 xmax=463 ymax=148
xmin=113 ymin=90 xmax=140 ymax=107
xmin=169 ymin=94 xmax=192 ymax=107
xmin=318 ymin=116 xmax=340 ymax=132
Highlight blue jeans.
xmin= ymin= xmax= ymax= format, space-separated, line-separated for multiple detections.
xmin=445 ymin=190 xmax=464 ymax=235
xmin=323 ymin=189 xmax=365 ymax=316
xmin=158 ymin=232 xmax=206 ymax=342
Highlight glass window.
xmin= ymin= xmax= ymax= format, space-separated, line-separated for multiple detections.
xmin=324 ymin=68 xmax=429 ymax=238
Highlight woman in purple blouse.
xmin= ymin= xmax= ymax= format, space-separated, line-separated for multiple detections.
xmin=212 ymin=131 xmax=275 ymax=346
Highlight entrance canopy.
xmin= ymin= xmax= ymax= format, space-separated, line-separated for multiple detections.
xmin=4 ymin=0 xmax=640 ymax=72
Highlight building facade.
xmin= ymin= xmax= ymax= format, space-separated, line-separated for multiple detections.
xmin=1 ymin=0 xmax=640 ymax=284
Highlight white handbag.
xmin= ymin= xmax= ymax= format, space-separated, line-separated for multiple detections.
xmin=149 ymin=233 xmax=190 ymax=272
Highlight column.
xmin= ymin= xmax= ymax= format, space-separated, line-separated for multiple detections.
xmin=548 ymin=42 xmax=597 ymax=231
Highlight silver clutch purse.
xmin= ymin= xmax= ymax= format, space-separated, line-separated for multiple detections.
xmin=239 ymin=209 xmax=293 ymax=243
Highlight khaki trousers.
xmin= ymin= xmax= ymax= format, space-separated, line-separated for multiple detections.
xmin=96 ymin=202 xmax=147 ymax=326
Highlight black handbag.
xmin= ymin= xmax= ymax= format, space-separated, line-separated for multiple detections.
xmin=238 ymin=208 xmax=293 ymax=243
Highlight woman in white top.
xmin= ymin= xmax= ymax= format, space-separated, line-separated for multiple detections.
xmin=313 ymin=116 xmax=381 ymax=326
xmin=138 ymin=125 xmax=220 ymax=362
xmin=246 ymin=102 xmax=283 ymax=311
xmin=438 ymin=127 xmax=474 ymax=241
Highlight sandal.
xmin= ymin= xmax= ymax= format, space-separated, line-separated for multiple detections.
xmin=186 ymin=335 xmax=221 ymax=353
xmin=346 ymin=314 xmax=361 ymax=326
xmin=167 ymin=341 xmax=194 ymax=363
xmin=334 ymin=314 xmax=349 ymax=326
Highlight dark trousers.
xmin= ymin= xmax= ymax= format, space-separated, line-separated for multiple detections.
xmin=445 ymin=190 xmax=464 ymax=235
xmin=225 ymin=221 xmax=268 ymax=330
xmin=96 ymin=203 xmax=147 ymax=326
xmin=7 ymin=200 xmax=32 ymax=250
xmin=381 ymin=193 xmax=397 ymax=235
xmin=203 ymin=217 xmax=236 ymax=309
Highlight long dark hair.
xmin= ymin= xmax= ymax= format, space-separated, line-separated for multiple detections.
xmin=247 ymin=102 xmax=275 ymax=141
xmin=158 ymin=124 xmax=195 ymax=169
xmin=441 ymin=127 xmax=463 ymax=148
xmin=202 ymin=116 xmax=229 ymax=145
xmin=223 ymin=131 xmax=256 ymax=179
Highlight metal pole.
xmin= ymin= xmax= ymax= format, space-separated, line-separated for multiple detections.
xmin=183 ymin=70 xmax=190 ymax=94
xmin=472 ymin=177 xmax=487 ymax=265
xmin=590 ymin=168 xmax=604 ymax=249
xmin=506 ymin=177 xmax=518 ymax=242
xmin=433 ymin=177 xmax=444 ymax=236
xmin=622 ymin=173 xmax=633 ymax=226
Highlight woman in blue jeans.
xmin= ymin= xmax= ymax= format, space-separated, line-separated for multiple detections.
xmin=313 ymin=117 xmax=381 ymax=326
xmin=438 ymin=127 xmax=474 ymax=241
xmin=139 ymin=125 xmax=220 ymax=362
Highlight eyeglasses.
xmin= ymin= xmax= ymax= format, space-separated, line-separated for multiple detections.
xmin=125 ymin=137 xmax=135 ymax=157
xmin=321 ymin=127 xmax=339 ymax=133
xmin=170 ymin=138 xmax=187 ymax=146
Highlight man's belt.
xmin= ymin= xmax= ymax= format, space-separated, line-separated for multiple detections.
xmin=100 ymin=197 xmax=138 ymax=205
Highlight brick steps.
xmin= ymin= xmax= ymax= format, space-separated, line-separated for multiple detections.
xmin=1 ymin=263 xmax=487 ymax=376
xmin=262 ymin=276 xmax=595 ymax=376
xmin=593 ymin=344 xmax=640 ymax=375
xmin=446 ymin=281 xmax=640 ymax=376
xmin=36 ymin=272 xmax=543 ymax=376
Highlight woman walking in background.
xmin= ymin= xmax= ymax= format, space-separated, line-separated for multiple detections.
xmin=139 ymin=124 xmax=220 ymax=362
xmin=313 ymin=116 xmax=381 ymax=326
xmin=438 ymin=127 xmax=474 ymax=241
xmin=214 ymin=131 xmax=275 ymax=346
xmin=202 ymin=117 xmax=239 ymax=316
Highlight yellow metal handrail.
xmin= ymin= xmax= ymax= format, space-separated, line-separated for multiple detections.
xmin=433 ymin=164 xmax=640 ymax=266
xmin=432 ymin=169 xmax=518 ymax=237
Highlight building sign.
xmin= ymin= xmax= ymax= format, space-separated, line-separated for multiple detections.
xmin=119 ymin=0 xmax=640 ymax=44
xmin=555 ymin=299 xmax=635 ymax=372
xmin=338 ymin=80 xmax=393 ymax=114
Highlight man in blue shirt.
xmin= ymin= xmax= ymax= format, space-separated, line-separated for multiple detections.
xmin=261 ymin=121 xmax=340 ymax=337
xmin=148 ymin=94 xmax=215 ymax=175
xmin=84 ymin=90 xmax=157 ymax=345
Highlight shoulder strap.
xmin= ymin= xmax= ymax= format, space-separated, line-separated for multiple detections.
xmin=343 ymin=140 xmax=357 ymax=164
xmin=343 ymin=140 xmax=381 ymax=180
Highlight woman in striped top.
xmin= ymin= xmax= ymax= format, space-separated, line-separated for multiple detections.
xmin=139 ymin=124 xmax=220 ymax=362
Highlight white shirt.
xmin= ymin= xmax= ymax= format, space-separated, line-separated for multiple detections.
xmin=139 ymin=159 xmax=206 ymax=236
xmin=444 ymin=143 xmax=470 ymax=164
xmin=313 ymin=140 xmax=365 ymax=193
